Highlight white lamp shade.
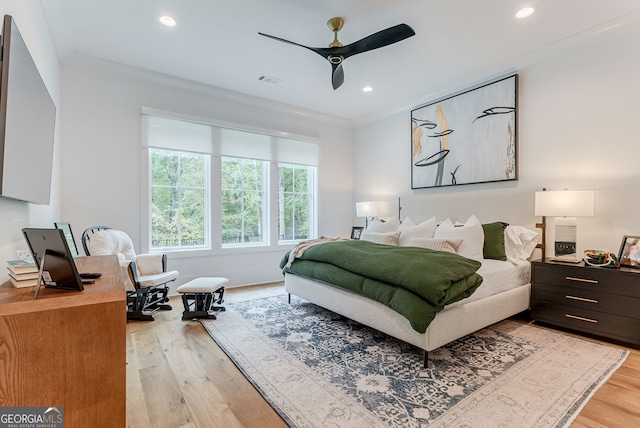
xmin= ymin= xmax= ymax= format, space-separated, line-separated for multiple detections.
xmin=356 ymin=201 xmax=379 ymax=217
xmin=534 ymin=190 xmax=595 ymax=217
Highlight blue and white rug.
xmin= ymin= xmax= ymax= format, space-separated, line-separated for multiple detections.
xmin=201 ymin=295 xmax=628 ymax=427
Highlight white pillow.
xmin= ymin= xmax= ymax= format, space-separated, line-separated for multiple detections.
xmin=505 ymin=225 xmax=539 ymax=264
xmin=401 ymin=216 xmax=416 ymax=226
xmin=360 ymin=230 xmax=400 ymax=246
xmin=366 ymin=217 xmax=400 ymax=233
xmin=397 ymin=216 xmax=437 ymax=246
xmin=434 ymin=215 xmax=484 ymax=261
xmin=85 ymin=229 xmax=137 ymax=262
xmin=408 ymin=237 xmax=462 ymax=254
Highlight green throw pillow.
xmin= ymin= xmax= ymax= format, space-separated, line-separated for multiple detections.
xmin=482 ymin=222 xmax=509 ymax=261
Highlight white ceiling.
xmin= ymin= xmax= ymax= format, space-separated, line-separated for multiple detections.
xmin=40 ymin=0 xmax=640 ymax=122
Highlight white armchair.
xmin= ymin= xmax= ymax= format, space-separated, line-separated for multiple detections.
xmin=81 ymin=226 xmax=178 ymax=321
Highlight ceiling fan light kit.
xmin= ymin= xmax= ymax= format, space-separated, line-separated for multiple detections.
xmin=259 ymin=17 xmax=415 ymax=90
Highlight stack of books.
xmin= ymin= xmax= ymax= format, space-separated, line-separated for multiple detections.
xmin=7 ymin=259 xmax=39 ymax=288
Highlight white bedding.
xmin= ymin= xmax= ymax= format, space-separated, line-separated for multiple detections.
xmin=447 ymin=259 xmax=531 ymax=308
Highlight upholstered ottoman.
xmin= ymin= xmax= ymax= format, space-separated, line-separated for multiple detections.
xmin=177 ymin=277 xmax=227 ymax=320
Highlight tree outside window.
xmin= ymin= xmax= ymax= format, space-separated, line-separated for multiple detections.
xmin=150 ymin=148 xmax=208 ymax=250
xmin=221 ymin=157 xmax=267 ymax=245
xmin=279 ymin=163 xmax=315 ymax=241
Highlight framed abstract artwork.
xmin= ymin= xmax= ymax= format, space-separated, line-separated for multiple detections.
xmin=411 ymin=75 xmax=517 ymax=189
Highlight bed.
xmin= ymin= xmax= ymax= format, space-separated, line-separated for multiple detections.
xmin=283 ymin=188 xmax=541 ymax=365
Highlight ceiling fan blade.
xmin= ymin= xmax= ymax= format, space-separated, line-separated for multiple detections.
xmin=258 ymin=32 xmax=329 ymax=60
xmin=331 ymin=63 xmax=344 ymax=90
xmin=335 ymin=23 xmax=415 ymax=59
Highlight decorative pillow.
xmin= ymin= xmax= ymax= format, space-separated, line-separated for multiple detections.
xmin=505 ymin=225 xmax=539 ymax=264
xmin=401 ymin=216 xmax=416 ymax=226
xmin=408 ymin=237 xmax=462 ymax=254
xmin=434 ymin=215 xmax=484 ymax=261
xmin=85 ymin=229 xmax=137 ymax=262
xmin=360 ymin=230 xmax=400 ymax=246
xmin=397 ymin=216 xmax=437 ymax=246
xmin=482 ymin=222 xmax=509 ymax=261
xmin=366 ymin=217 xmax=400 ymax=233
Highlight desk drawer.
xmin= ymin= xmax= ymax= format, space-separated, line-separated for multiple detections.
xmin=534 ymin=283 xmax=640 ymax=319
xmin=533 ymin=301 xmax=640 ymax=343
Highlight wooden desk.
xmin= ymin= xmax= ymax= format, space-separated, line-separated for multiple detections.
xmin=0 ymin=255 xmax=126 ymax=427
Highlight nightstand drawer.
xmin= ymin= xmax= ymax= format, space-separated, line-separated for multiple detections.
xmin=534 ymin=301 xmax=640 ymax=343
xmin=534 ymin=283 xmax=640 ymax=319
xmin=534 ymin=264 xmax=640 ymax=297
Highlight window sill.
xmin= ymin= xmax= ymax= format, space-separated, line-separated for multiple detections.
xmin=161 ymin=243 xmax=298 ymax=259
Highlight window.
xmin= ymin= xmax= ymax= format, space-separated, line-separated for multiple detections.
xmin=143 ymin=112 xmax=319 ymax=252
xmin=279 ymin=163 xmax=316 ymax=241
xmin=150 ymin=148 xmax=209 ymax=250
xmin=221 ymin=157 xmax=268 ymax=246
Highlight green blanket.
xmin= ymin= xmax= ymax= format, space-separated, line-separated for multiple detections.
xmin=280 ymin=240 xmax=483 ymax=333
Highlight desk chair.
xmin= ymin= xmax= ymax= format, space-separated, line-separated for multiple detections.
xmin=82 ymin=226 xmax=178 ymax=321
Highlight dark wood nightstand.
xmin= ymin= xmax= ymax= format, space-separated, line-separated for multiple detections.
xmin=531 ymin=259 xmax=640 ymax=347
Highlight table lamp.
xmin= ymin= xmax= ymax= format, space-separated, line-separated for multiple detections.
xmin=356 ymin=201 xmax=379 ymax=228
xmin=534 ymin=189 xmax=595 ymax=263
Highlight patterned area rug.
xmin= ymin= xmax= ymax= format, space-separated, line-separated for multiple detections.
xmin=201 ymin=295 xmax=628 ymax=427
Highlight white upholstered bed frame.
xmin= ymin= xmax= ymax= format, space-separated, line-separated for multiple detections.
xmin=285 ymin=188 xmax=540 ymax=362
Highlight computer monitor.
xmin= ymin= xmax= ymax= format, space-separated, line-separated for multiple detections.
xmin=22 ymin=228 xmax=84 ymax=297
xmin=54 ymin=221 xmax=80 ymax=258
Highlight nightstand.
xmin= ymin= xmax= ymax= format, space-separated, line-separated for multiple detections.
xmin=531 ymin=259 xmax=640 ymax=346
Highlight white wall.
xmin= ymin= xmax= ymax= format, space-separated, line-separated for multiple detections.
xmin=354 ymin=18 xmax=640 ymax=257
xmin=59 ymin=58 xmax=354 ymax=288
xmin=0 ymin=1 xmax=61 ymax=284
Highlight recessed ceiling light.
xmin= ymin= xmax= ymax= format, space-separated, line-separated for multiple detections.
xmin=516 ymin=7 xmax=535 ymax=19
xmin=159 ymin=16 xmax=176 ymax=27
xmin=363 ymin=86 xmax=373 ymax=92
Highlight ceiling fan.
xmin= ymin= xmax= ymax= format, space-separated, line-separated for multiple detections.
xmin=259 ymin=18 xmax=415 ymax=90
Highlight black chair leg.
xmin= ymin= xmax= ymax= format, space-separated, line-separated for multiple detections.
xmin=144 ymin=287 xmax=171 ymax=310
xmin=126 ymin=289 xmax=161 ymax=322
xmin=180 ymin=288 xmax=226 ymax=320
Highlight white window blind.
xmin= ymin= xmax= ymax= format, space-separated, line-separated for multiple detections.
xmin=276 ymin=137 xmax=320 ymax=166
xmin=144 ymin=115 xmax=213 ymax=154
xmin=143 ymin=113 xmax=319 ymax=166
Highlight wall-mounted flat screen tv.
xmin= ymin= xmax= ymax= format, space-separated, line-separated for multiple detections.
xmin=0 ymin=14 xmax=56 ymax=205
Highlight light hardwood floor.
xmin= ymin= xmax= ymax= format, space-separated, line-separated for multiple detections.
xmin=126 ymin=283 xmax=640 ymax=428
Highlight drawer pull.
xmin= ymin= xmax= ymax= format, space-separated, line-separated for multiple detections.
xmin=565 ymin=276 xmax=598 ymax=284
xmin=565 ymin=314 xmax=598 ymax=324
xmin=565 ymin=295 xmax=599 ymax=304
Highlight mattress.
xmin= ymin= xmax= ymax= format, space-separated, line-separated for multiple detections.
xmin=446 ymin=259 xmax=530 ymax=308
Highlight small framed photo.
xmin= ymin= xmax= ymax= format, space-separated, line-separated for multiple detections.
xmin=351 ymin=226 xmax=364 ymax=240
xmin=618 ymin=235 xmax=640 ymax=269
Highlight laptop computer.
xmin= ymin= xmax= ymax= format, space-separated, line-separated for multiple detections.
xmin=22 ymin=228 xmax=84 ymax=298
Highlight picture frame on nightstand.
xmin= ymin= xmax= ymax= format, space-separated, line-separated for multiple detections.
xmin=618 ymin=235 xmax=640 ymax=269
xmin=351 ymin=227 xmax=364 ymax=240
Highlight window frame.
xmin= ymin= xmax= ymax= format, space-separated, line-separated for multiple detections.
xmin=220 ymin=156 xmax=269 ymax=248
xmin=140 ymin=110 xmax=319 ymax=256
xmin=148 ymin=148 xmax=211 ymax=252
xmin=277 ymin=163 xmax=317 ymax=244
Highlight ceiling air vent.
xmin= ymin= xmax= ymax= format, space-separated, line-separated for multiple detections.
xmin=257 ymin=74 xmax=281 ymax=84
